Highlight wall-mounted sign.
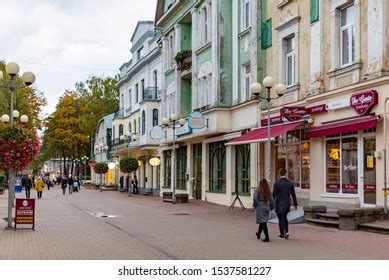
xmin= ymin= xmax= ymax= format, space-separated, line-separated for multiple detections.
xmin=307 ymin=104 xmax=328 ymax=114
xmin=149 ymin=157 xmax=161 ymax=167
xmin=15 ymin=198 xmax=35 ymax=230
xmin=150 ymin=126 xmax=165 ymax=140
xmin=325 ymin=98 xmax=349 ymax=110
xmin=280 ymin=106 xmax=307 ymax=121
xmin=261 ymin=116 xmax=283 ymax=126
xmin=175 ymin=121 xmax=193 ymax=136
xmin=350 ymin=90 xmax=378 ymax=115
xmin=188 ymin=112 xmax=205 ymax=129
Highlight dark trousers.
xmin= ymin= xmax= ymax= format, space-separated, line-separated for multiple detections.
xmin=133 ymin=185 xmax=139 ymax=194
xmin=62 ymin=187 xmax=66 ymax=194
xmin=257 ymin=223 xmax=269 ymax=239
xmin=25 ymin=188 xmax=31 ymax=199
xmin=37 ymin=191 xmax=42 ymax=199
xmin=277 ymin=212 xmax=289 ymax=235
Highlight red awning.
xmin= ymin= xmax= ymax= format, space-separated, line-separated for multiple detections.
xmin=307 ymin=115 xmax=379 ymax=138
xmin=226 ymin=121 xmax=305 ymax=146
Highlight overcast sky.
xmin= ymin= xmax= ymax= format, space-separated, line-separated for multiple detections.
xmin=0 ymin=0 xmax=157 ymax=117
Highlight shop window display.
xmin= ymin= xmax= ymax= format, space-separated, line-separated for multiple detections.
xmin=275 ymin=129 xmax=310 ymax=189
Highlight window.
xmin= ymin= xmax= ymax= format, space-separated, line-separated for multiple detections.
xmin=165 ymin=82 xmax=176 ymax=118
xmin=326 ymin=136 xmax=358 ymax=194
xmin=275 ymin=129 xmax=310 ymax=189
xmin=340 ymin=5 xmax=356 ymax=66
xmin=133 ymin=120 xmax=137 ymax=134
xmin=138 ymin=117 xmax=140 ymax=135
xmin=235 ymin=144 xmax=250 ymax=195
xmin=196 ymin=61 xmax=212 ymax=109
xmin=119 ymin=124 xmax=124 ymax=137
xmin=153 ymin=70 xmax=158 ymax=89
xmin=166 ymin=34 xmax=175 ymax=70
xmin=176 ymin=146 xmax=187 ymax=189
xmin=152 ymin=109 xmax=159 ymax=126
xmin=141 ymin=79 xmax=145 ymax=100
xmin=141 ymin=110 xmax=146 ymax=135
xmin=284 ymin=36 xmax=296 ymax=86
xmin=120 ymin=93 xmax=124 ymax=110
xmin=208 ymin=141 xmax=227 ymax=193
xmin=198 ymin=3 xmax=212 ymax=48
xmin=135 ymin=84 xmax=139 ymax=103
xmin=163 ymin=150 xmax=171 ymax=188
xmin=128 ymin=89 xmax=132 ymax=108
xmin=137 ymin=46 xmax=144 ymax=60
xmin=129 ymin=122 xmax=132 ymax=134
xmin=242 ymin=0 xmax=251 ymax=30
xmin=242 ymin=64 xmax=251 ymax=101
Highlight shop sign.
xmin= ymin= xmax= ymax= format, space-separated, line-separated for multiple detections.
xmin=307 ymin=104 xmax=328 ymax=114
xmin=350 ymin=90 xmax=378 ymax=115
xmin=280 ymin=106 xmax=307 ymax=121
xmin=188 ymin=112 xmax=205 ymax=129
xmin=15 ymin=198 xmax=35 ymax=230
xmin=325 ymin=98 xmax=349 ymax=110
xmin=150 ymin=126 xmax=165 ymax=140
xmin=327 ymin=184 xmax=340 ymax=191
xmin=175 ymin=121 xmax=192 ymax=136
xmin=88 ymin=161 xmax=96 ymax=167
xmin=343 ymin=184 xmax=358 ymax=190
xmin=364 ymin=184 xmax=376 ymax=191
xmin=260 ymin=116 xmax=283 ymax=126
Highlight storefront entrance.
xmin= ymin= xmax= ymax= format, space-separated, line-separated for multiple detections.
xmin=193 ymin=143 xmax=202 ymax=199
xmin=325 ymin=131 xmax=376 ymax=206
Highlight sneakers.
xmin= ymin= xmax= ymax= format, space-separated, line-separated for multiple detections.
xmin=255 ymin=232 xmax=261 ymax=239
xmin=278 ymin=234 xmax=285 ymax=239
xmin=285 ymin=232 xmax=290 ymax=239
xmin=262 ymin=238 xmax=270 ymax=242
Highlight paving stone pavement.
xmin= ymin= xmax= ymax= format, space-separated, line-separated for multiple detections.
xmin=1 ymin=186 xmax=389 ymax=260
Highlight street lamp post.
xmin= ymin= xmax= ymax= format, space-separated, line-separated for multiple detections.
xmin=162 ymin=114 xmax=185 ymax=204
xmin=250 ymin=77 xmax=287 ymax=189
xmin=81 ymin=156 xmax=89 ymax=182
xmin=0 ymin=62 xmax=36 ymax=229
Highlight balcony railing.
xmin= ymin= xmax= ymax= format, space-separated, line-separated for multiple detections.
xmin=142 ymin=87 xmax=161 ymax=101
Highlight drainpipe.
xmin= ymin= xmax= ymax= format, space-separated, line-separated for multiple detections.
xmin=384 ymin=97 xmax=389 ymax=218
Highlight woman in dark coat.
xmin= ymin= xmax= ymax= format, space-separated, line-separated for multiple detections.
xmin=253 ymin=178 xmax=274 ymax=242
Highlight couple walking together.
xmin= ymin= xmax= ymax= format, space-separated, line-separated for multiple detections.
xmin=253 ymin=168 xmax=298 ymax=242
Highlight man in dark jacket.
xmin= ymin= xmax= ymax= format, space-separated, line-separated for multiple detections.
xmin=272 ymin=168 xmax=298 ymax=239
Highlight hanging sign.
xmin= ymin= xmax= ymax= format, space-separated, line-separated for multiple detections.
xmin=15 ymin=198 xmax=35 ymax=230
xmin=175 ymin=121 xmax=192 ymax=136
xmin=150 ymin=126 xmax=165 ymax=140
xmin=188 ymin=112 xmax=205 ymax=129
xmin=350 ymin=90 xmax=378 ymax=115
xmin=280 ymin=106 xmax=307 ymax=121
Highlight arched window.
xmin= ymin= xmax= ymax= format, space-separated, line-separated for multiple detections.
xmin=129 ymin=122 xmax=132 ymax=134
xmin=119 ymin=124 xmax=124 ymax=137
xmin=152 ymin=109 xmax=159 ymax=126
xmin=141 ymin=110 xmax=146 ymax=135
xmin=133 ymin=120 xmax=137 ymax=134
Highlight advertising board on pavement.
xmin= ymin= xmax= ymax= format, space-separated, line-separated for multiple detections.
xmin=15 ymin=198 xmax=35 ymax=230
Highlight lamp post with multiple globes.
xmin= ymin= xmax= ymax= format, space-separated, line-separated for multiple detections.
xmin=0 ymin=62 xmax=36 ymax=229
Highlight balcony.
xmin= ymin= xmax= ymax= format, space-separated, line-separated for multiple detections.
xmin=142 ymin=87 xmax=161 ymax=101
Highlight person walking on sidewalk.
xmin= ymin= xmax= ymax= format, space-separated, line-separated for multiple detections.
xmin=68 ymin=176 xmax=74 ymax=194
xmin=25 ymin=175 xmax=33 ymax=199
xmin=253 ymin=178 xmax=274 ymax=242
xmin=61 ymin=178 xmax=67 ymax=195
xmin=132 ymin=174 xmax=139 ymax=194
xmin=272 ymin=168 xmax=298 ymax=239
xmin=34 ymin=177 xmax=45 ymax=199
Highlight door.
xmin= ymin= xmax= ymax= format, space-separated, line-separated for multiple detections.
xmin=362 ymin=136 xmax=376 ymax=206
xmin=193 ymin=144 xmax=202 ymax=199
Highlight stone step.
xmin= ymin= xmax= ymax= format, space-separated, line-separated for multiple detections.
xmin=163 ymin=199 xmax=173 ymax=203
xmin=317 ymin=212 xmax=339 ymax=221
xmin=305 ymin=218 xmax=339 ymax=228
xmin=358 ymin=223 xmax=389 ymax=235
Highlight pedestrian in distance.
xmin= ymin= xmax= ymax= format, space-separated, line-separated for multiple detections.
xmin=132 ymin=174 xmax=139 ymax=194
xmin=35 ymin=177 xmax=45 ymax=199
xmin=68 ymin=176 xmax=74 ymax=194
xmin=253 ymin=178 xmax=274 ymax=242
xmin=73 ymin=177 xmax=80 ymax=192
xmin=25 ymin=175 xmax=33 ymax=199
xmin=272 ymin=168 xmax=298 ymax=239
xmin=61 ymin=178 xmax=67 ymax=195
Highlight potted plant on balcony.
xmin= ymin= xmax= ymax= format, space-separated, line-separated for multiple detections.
xmin=174 ymin=50 xmax=192 ymax=71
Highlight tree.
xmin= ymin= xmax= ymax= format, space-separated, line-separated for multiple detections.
xmin=94 ymin=162 xmax=108 ymax=174
xmin=119 ymin=157 xmax=138 ymax=174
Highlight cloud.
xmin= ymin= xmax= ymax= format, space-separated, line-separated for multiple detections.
xmin=0 ymin=0 xmax=157 ymax=115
